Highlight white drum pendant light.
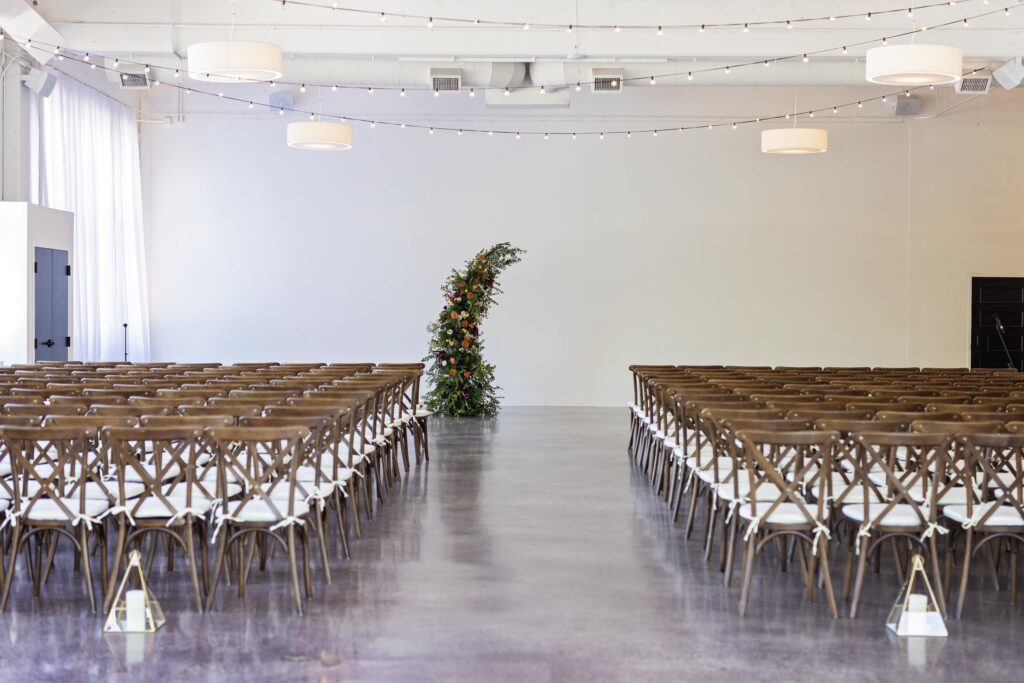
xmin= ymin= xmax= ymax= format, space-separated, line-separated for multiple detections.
xmin=287 ymin=121 xmax=354 ymax=150
xmin=187 ymin=41 xmax=283 ymax=82
xmin=761 ymin=128 xmax=828 ymax=154
xmin=865 ymin=44 xmax=962 ymax=85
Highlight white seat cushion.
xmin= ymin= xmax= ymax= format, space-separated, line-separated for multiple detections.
xmin=738 ymin=502 xmax=828 ymax=525
xmin=82 ymin=481 xmax=145 ymax=502
xmin=414 ymin=410 xmax=430 ymax=419
xmin=215 ymin=499 xmax=311 ymax=524
xmin=268 ymin=482 xmax=334 ymax=501
xmin=130 ymin=496 xmax=214 ymax=519
xmin=161 ymin=482 xmax=241 ymax=500
xmin=841 ymin=503 xmax=927 ymax=527
xmin=943 ymin=504 xmax=1024 ymax=527
xmin=24 ymin=497 xmax=109 ymax=522
xmin=718 ymin=480 xmax=788 ymax=502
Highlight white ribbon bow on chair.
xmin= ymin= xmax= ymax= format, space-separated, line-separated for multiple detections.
xmin=71 ymin=512 xmax=103 ymax=531
xmin=811 ymin=521 xmax=832 ymax=555
xmin=725 ymin=496 xmax=749 ymax=525
xmin=1 ymin=508 xmax=24 ymax=531
xmin=961 ymin=501 xmax=998 ymax=530
xmin=99 ymin=505 xmax=137 ymax=526
xmin=920 ymin=521 xmax=949 ymax=543
xmin=269 ymin=515 xmax=306 ymax=532
xmin=165 ymin=507 xmax=208 ymax=527
xmin=855 ymin=522 xmax=872 ymax=555
xmin=742 ymin=514 xmax=764 ymax=542
xmin=211 ymin=512 xmax=240 ymax=542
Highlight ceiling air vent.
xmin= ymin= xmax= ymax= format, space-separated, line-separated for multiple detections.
xmin=429 ymin=68 xmax=462 ymax=93
xmin=103 ymin=58 xmax=152 ymax=90
xmin=591 ymin=68 xmax=623 ymax=94
xmin=955 ymin=73 xmax=991 ymax=94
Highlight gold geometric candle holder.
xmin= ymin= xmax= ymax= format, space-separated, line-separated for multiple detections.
xmin=886 ymin=554 xmax=947 ymax=638
xmin=104 ymin=550 xmax=167 ymax=633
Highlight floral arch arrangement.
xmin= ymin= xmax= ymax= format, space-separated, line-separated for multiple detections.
xmin=423 ymin=242 xmax=525 ymax=417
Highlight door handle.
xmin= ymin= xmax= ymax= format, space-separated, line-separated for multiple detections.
xmin=41 ymin=339 xmax=55 ymax=348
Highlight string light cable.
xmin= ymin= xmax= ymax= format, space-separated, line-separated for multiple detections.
xmin=13 ymin=1 xmax=1013 ymax=95
xmin=10 ymin=36 xmax=990 ymax=140
xmin=262 ymin=0 xmax=991 ymax=33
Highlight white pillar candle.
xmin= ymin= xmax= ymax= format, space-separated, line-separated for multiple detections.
xmin=125 ymin=589 xmax=147 ymax=631
xmin=906 ymin=593 xmax=928 ymax=613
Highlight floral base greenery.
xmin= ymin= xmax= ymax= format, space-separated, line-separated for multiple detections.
xmin=423 ymin=242 xmax=525 ymax=417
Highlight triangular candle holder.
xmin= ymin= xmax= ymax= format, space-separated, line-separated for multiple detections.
xmin=886 ymin=553 xmax=947 ymax=637
xmin=104 ymin=549 xmax=166 ymax=633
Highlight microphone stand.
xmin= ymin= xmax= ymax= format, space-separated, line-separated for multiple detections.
xmin=992 ymin=314 xmax=1018 ymax=371
xmin=123 ymin=323 xmax=129 ymax=363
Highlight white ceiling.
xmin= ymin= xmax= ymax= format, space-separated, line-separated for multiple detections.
xmin=25 ymin=0 xmax=1024 ymax=69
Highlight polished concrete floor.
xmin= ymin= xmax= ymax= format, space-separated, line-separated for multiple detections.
xmin=1 ymin=407 xmax=1023 ymax=682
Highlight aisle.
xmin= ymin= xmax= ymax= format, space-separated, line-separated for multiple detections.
xmin=3 ymin=408 xmax=1023 ymax=681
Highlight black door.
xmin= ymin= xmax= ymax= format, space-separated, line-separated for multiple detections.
xmin=971 ymin=277 xmax=1024 ymax=371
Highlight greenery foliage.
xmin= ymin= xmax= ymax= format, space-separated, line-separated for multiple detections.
xmin=423 ymin=242 xmax=525 ymax=417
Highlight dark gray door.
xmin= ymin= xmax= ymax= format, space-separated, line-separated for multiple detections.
xmin=971 ymin=276 xmax=1024 ymax=371
xmin=34 ymin=247 xmax=70 ymax=362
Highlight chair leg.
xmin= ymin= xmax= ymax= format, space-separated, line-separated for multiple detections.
xmin=738 ymin=534 xmax=757 ymax=617
xmin=286 ymin=527 xmax=304 ymax=615
xmin=928 ymin=535 xmax=947 ymax=619
xmin=79 ymin=526 xmax=97 ymax=614
xmin=183 ymin=520 xmax=205 ymax=612
xmin=104 ymin=522 xmax=127 ymax=613
xmin=313 ymin=508 xmax=332 ymax=584
xmin=849 ymin=536 xmax=870 ymax=619
xmin=205 ymin=531 xmax=229 ymax=612
xmin=956 ymin=529 xmax=974 ymax=619
xmin=819 ymin=542 xmax=838 ymax=618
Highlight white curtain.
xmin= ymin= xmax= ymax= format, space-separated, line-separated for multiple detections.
xmin=39 ymin=74 xmax=151 ymax=361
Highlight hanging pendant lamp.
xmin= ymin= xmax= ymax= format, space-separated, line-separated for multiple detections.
xmin=287 ymin=121 xmax=354 ymax=150
xmin=864 ymin=44 xmax=962 ymax=85
xmin=761 ymin=128 xmax=828 ymax=154
xmin=187 ymin=41 xmax=283 ymax=82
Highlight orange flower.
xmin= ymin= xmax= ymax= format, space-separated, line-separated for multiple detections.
xmin=449 ymin=369 xmax=457 ymax=376
xmin=466 ymin=292 xmax=473 ymax=299
xmin=461 ymin=339 xmax=470 ymax=348
xmin=463 ymin=371 xmax=472 ymax=378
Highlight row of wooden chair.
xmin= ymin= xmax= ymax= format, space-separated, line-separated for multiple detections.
xmin=0 ymin=361 xmax=431 ymax=616
xmin=627 ymin=364 xmax=1024 ymax=619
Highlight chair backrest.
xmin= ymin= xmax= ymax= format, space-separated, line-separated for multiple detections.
xmin=957 ymin=433 xmax=1024 ymax=527
xmin=852 ymin=432 xmax=949 ymax=530
xmin=105 ymin=425 xmax=210 ymax=514
xmin=735 ymin=429 xmax=837 ymax=526
xmin=206 ymin=426 xmax=311 ymax=525
xmin=0 ymin=425 xmax=97 ymax=521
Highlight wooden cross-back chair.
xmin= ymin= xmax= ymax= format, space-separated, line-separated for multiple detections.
xmin=205 ymin=426 xmax=315 ymax=615
xmin=0 ymin=426 xmax=109 ymax=613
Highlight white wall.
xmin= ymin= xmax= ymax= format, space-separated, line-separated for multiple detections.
xmin=139 ymin=85 xmax=1024 ymax=406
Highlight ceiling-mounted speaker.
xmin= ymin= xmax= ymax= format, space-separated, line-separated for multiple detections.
xmin=992 ymin=58 xmax=1024 ymax=89
xmin=21 ymin=67 xmax=55 ymax=97
xmin=0 ymin=0 xmax=65 ymax=65
xmin=891 ymin=96 xmax=922 ymax=117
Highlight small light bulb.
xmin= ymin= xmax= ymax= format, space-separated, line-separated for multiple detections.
xmin=505 ymin=87 xmax=511 ymax=96
xmin=114 ymin=58 xmax=120 ymax=67
xmin=764 ymin=60 xmax=770 ymax=67
xmin=544 ymin=132 xmax=549 ymax=140
xmin=248 ymin=102 xmax=254 ymax=109
xmin=300 ymin=84 xmax=306 ymax=92
xmin=539 ymin=85 xmax=546 ymax=94
xmin=698 ymin=24 xmax=705 ymax=33
xmin=370 ymin=121 xmax=376 ymax=128
xmin=829 ymin=16 xmax=836 ymax=22
xmin=908 ymin=9 xmax=914 ymax=18
xmin=743 ymin=23 xmax=749 ymax=33
xmin=144 ymin=65 xmax=150 ymax=73
xmin=380 ymin=12 xmax=386 ymax=22
xmin=731 ymin=123 xmax=736 ymax=130
xmin=963 ymin=18 xmax=969 ymax=26
xmin=567 ymin=25 xmax=573 ymax=34
xmin=279 ymin=107 xmax=284 ymax=115
xmin=308 ymin=112 xmax=314 ymax=120
xmin=882 ymin=95 xmax=888 ymax=102
xmin=218 ymin=91 xmax=224 ymax=97
xmin=488 ymin=130 xmax=492 ymax=136
xmin=599 ymin=132 xmax=604 ymax=140
xmin=434 ymin=89 xmax=440 ymax=97
xmin=429 ymin=128 xmax=435 ymax=135
xmin=402 ymin=123 xmax=407 ymax=128
xmin=427 ymin=17 xmax=433 ymax=28
xmin=400 ymin=88 xmax=406 ymax=97
xmin=523 ymin=23 xmax=529 ymax=31
xmin=516 ymin=132 xmax=521 ymax=139
xmin=572 ymin=132 xmax=577 ymax=140
xmin=809 ymin=111 xmax=814 ymax=117
xmin=456 ymin=128 xmax=461 ymax=135
xmin=575 ymin=83 xmax=581 ymax=92
xmin=802 ymin=54 xmax=809 ymax=63
xmin=842 ymin=46 xmax=848 ymax=55
xmin=882 ymin=37 xmax=888 ymax=46
xmin=707 ymin=125 xmax=712 ymax=131
xmin=368 ymin=87 xmax=374 ymax=94
xmin=186 ymin=88 xmax=192 ymax=94
xmin=84 ymin=53 xmax=91 ymax=62
xmin=469 ymin=88 xmax=475 ymax=97
xmin=649 ymin=76 xmax=656 ymax=85
xmin=627 ymin=131 xmax=632 ymax=137
xmin=657 ymin=26 xmax=664 ymax=36
xmin=331 ymin=85 xmax=337 ymax=92
xmin=858 ymin=102 xmax=863 ymax=108
xmin=832 ymin=107 xmax=838 ymax=114
xmin=653 ymin=130 xmax=659 ymax=137
xmin=687 ymin=72 xmax=693 ymax=81
xmin=866 ymin=13 xmax=872 ymax=21
xmin=614 ymin=25 xmax=621 ymax=33
xmin=725 ymin=66 xmax=731 ymax=74
xmin=786 ymin=20 xmax=793 ymax=29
